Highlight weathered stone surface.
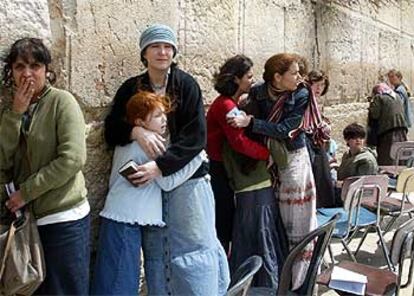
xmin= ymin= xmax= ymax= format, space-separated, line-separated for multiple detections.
xmin=0 ymin=0 xmax=413 ymax=243
xmin=323 ymin=102 xmax=369 ymax=157
xmin=0 ymin=0 xmax=51 ymax=55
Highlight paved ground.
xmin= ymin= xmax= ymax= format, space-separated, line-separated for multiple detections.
xmin=318 ymin=216 xmax=414 ymax=296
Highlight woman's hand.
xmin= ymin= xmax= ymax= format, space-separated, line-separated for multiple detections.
xmin=131 ymin=126 xmax=166 ymax=159
xmin=6 ymin=190 xmax=26 ymax=213
xmin=128 ymin=161 xmax=162 ymax=187
xmin=227 ymin=111 xmax=252 ymax=128
xmin=13 ymin=78 xmax=35 ymax=113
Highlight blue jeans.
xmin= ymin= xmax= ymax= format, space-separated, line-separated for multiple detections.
xmin=35 ymin=214 xmax=90 ymax=295
xmin=91 ymin=218 xmax=143 ymax=295
xmin=143 ymin=177 xmax=230 ymax=296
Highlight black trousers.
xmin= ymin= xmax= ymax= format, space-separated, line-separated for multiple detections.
xmin=209 ymin=160 xmax=235 ymax=254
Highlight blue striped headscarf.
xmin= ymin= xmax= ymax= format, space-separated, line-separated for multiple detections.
xmin=139 ymin=24 xmax=177 ymax=56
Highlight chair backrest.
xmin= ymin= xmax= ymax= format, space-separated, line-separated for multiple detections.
xmin=390 ymin=141 xmax=414 ymax=163
xmin=396 ymin=168 xmax=414 ymax=195
xmin=389 ymin=217 xmax=414 ymax=290
xmin=342 ymin=178 xmax=365 ymax=221
xmin=226 ymin=255 xmax=263 ymax=296
xmin=342 ymin=175 xmax=388 ymax=226
xmin=390 ymin=218 xmax=414 ymax=266
xmin=277 ymin=214 xmax=340 ymax=295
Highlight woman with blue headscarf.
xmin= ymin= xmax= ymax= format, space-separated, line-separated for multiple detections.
xmin=97 ymin=24 xmax=229 ymax=296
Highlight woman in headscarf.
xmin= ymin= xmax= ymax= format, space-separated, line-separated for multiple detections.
xmin=101 ymin=24 xmax=229 ymax=295
xmin=368 ymin=82 xmax=408 ymax=165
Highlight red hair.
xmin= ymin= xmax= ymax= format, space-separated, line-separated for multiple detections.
xmin=126 ymin=91 xmax=171 ymax=125
xmin=263 ymin=53 xmax=299 ymax=82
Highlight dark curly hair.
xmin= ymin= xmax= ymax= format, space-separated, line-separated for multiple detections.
xmin=213 ymin=55 xmax=253 ymax=97
xmin=343 ymin=122 xmax=366 ymax=140
xmin=2 ymin=38 xmax=56 ymax=88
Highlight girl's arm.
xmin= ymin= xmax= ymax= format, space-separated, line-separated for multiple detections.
xmin=155 ymin=151 xmax=207 ymax=191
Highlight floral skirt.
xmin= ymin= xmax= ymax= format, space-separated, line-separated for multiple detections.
xmin=278 ymin=147 xmax=317 ymax=290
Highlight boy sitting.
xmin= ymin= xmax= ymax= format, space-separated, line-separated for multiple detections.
xmin=337 ymin=123 xmax=378 ymax=181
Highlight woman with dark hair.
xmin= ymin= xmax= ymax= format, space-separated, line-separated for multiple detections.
xmin=0 ymin=38 xmax=90 ymax=295
xmin=103 ymin=24 xmax=229 ymax=295
xmin=305 ymin=70 xmax=337 ymax=208
xmin=207 ymin=55 xmax=286 ymax=289
xmin=207 ymin=54 xmax=268 ymax=253
xmin=228 ymin=53 xmax=317 ymax=290
xmin=307 ymin=70 xmax=330 ymax=98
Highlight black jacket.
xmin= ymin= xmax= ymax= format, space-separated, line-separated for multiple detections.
xmin=104 ymin=65 xmax=208 ymax=177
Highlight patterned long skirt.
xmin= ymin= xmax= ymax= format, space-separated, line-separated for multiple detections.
xmin=278 ymin=147 xmax=317 ymax=290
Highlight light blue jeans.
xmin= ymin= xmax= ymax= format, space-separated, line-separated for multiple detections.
xmin=91 ymin=218 xmax=143 ymax=295
xmin=143 ymin=176 xmax=230 ymax=296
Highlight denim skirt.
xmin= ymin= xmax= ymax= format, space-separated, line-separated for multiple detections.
xmin=142 ymin=176 xmax=230 ymax=296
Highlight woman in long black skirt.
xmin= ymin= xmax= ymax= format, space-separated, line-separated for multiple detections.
xmin=207 ymin=55 xmax=287 ymax=289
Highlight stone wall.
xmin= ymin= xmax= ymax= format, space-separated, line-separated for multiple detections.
xmin=1 ymin=0 xmax=414 ymax=235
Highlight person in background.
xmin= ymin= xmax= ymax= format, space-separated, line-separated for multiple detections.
xmin=388 ymin=69 xmax=413 ymax=128
xmin=306 ymin=70 xmax=337 ymax=208
xmin=0 ymin=38 xmax=90 ymax=295
xmin=337 ymin=123 xmax=378 ymax=181
xmin=368 ymin=83 xmax=407 ymax=165
xmin=206 ymin=55 xmax=269 ymax=254
xmin=103 ymin=24 xmax=229 ymax=295
xmin=228 ymin=53 xmax=317 ymax=290
xmin=207 ymin=55 xmax=286 ymax=289
xmin=92 ymin=91 xmax=205 ymax=295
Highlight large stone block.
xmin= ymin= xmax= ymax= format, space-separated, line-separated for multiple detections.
xmin=0 ymin=0 xmax=51 ymax=58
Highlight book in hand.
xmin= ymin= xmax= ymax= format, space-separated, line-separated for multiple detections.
xmin=329 ymin=266 xmax=368 ymax=295
xmin=118 ymin=159 xmax=140 ymax=181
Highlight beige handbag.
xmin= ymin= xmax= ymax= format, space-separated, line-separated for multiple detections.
xmin=0 ymin=211 xmax=46 ymax=296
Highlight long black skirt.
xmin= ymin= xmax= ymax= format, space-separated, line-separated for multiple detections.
xmin=377 ymin=128 xmax=407 ymax=165
xmin=229 ymin=187 xmax=288 ymax=289
xmin=210 ymin=160 xmax=235 ymax=254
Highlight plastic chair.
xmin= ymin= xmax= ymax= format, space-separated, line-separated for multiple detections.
xmin=318 ymin=217 xmax=414 ymax=296
xmin=226 ymin=255 xmax=263 ymax=296
xmin=247 ymin=214 xmax=340 ymax=295
xmin=379 ymin=141 xmax=414 ymax=178
xmin=318 ymin=175 xmax=393 ymax=270
xmin=364 ymin=168 xmax=414 ymax=234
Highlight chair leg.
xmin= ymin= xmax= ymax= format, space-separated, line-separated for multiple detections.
xmin=344 ymin=229 xmax=358 ymax=245
xmin=354 ymin=227 xmax=371 ymax=257
xmin=341 ymin=239 xmax=357 ymax=262
xmin=328 ymin=245 xmax=335 ymax=265
xmin=383 ymin=216 xmax=397 ymax=234
xmin=376 ymin=226 xmax=394 ymax=271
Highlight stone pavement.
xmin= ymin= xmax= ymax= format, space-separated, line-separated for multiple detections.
xmin=318 ymin=216 xmax=414 ymax=296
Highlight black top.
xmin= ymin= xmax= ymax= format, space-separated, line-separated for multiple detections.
xmin=104 ymin=65 xmax=208 ymax=177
